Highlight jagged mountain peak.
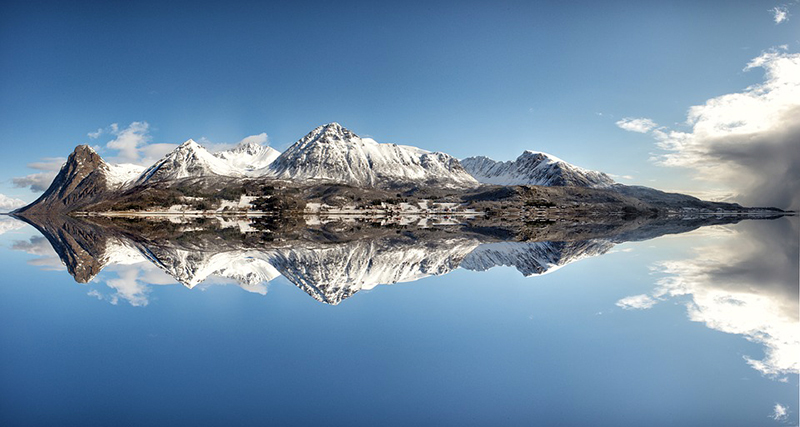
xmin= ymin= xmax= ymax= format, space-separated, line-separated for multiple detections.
xmin=230 ymin=140 xmax=264 ymax=153
xmin=298 ymin=122 xmax=358 ymax=145
xmin=215 ymin=139 xmax=281 ymax=173
xmin=270 ymin=123 xmax=479 ymax=188
xmin=461 ymin=150 xmax=614 ymax=188
xmin=135 ymin=138 xmax=239 ymax=185
xmin=74 ymin=144 xmax=99 ymax=156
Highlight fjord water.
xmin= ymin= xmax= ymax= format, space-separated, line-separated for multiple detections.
xmin=0 ymin=215 xmax=797 ymax=426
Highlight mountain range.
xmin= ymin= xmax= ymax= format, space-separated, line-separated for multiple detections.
xmin=16 ymin=122 xmax=655 ymax=214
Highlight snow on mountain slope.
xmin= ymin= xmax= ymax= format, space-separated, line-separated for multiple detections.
xmin=105 ymin=163 xmax=146 ymax=189
xmin=124 ymin=233 xmax=480 ymax=304
xmin=461 ymin=151 xmax=614 ymax=188
xmin=266 ymin=237 xmax=481 ymax=304
xmin=460 ymin=239 xmax=614 ymax=276
xmin=269 ymin=123 xmax=479 ymax=188
xmin=214 ymin=140 xmax=280 ymax=176
xmin=137 ymin=246 xmax=281 ymax=288
xmin=135 ymin=139 xmax=242 ymax=185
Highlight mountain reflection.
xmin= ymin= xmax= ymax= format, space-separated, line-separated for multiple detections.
xmin=6 ymin=212 xmax=797 ymax=379
xmin=10 ymin=212 xmax=787 ymax=306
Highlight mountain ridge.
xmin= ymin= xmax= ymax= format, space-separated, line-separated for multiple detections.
xmin=461 ymin=151 xmax=615 ymax=187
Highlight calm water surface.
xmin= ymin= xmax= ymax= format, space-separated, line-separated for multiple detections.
xmin=0 ymin=215 xmax=797 ymax=426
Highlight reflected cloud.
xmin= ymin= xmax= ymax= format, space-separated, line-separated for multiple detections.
xmin=9 ymin=211 xmax=784 ymax=308
xmin=617 ymin=218 xmax=799 ymax=377
xmin=616 ymin=294 xmax=657 ymax=310
xmin=11 ymin=236 xmax=65 ymax=271
xmin=0 ymin=215 xmax=28 ymax=235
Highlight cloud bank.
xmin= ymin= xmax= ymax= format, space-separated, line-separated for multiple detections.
xmin=621 ymin=49 xmax=800 ymax=209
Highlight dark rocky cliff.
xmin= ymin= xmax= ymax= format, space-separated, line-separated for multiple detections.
xmin=15 ymin=145 xmax=109 ymax=215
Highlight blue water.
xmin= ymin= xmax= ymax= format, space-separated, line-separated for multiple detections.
xmin=0 ymin=216 xmax=797 ymax=426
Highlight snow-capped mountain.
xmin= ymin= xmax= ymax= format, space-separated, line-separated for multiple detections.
xmin=270 ymin=123 xmax=479 ymax=188
xmin=135 ymin=139 xmax=243 ymax=185
xmin=214 ymin=140 xmax=280 ymax=175
xmin=461 ymin=151 xmax=614 ymax=187
xmin=106 ymin=163 xmax=146 ymax=189
xmin=130 ymin=123 xmax=477 ymax=189
xmin=134 ymin=138 xmax=281 ymax=185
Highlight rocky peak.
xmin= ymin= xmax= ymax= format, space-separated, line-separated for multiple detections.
xmin=300 ymin=123 xmax=358 ymax=146
xmin=15 ymin=145 xmax=110 ymax=214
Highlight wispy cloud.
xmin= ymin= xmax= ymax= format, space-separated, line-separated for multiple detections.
xmin=12 ymin=236 xmax=65 ymax=271
xmin=770 ymin=6 xmax=789 ymax=24
xmin=616 ymin=117 xmax=658 ymax=133
xmin=87 ymin=128 xmax=103 ymax=139
xmin=625 ymin=48 xmax=800 ymax=210
xmin=608 ymin=173 xmax=635 ymax=181
xmin=11 ymin=156 xmax=67 ymax=192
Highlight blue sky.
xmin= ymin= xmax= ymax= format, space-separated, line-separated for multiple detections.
xmin=0 ymin=214 xmax=797 ymax=426
xmin=1 ymin=0 xmax=799 ymax=207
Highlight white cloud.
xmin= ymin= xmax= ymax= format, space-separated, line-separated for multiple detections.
xmin=139 ymin=143 xmax=178 ymax=166
xmin=105 ymin=121 xmax=152 ymax=164
xmin=238 ymin=132 xmax=268 ymax=146
xmin=616 ymin=117 xmax=658 ymax=133
xmin=0 ymin=194 xmax=27 ymax=211
xmin=771 ymin=403 xmax=788 ymax=421
xmin=771 ymin=6 xmax=789 ymax=24
xmin=641 ymin=48 xmax=800 ymax=210
xmin=616 ymin=294 xmax=658 ymax=310
xmin=0 ymin=216 xmax=27 ymax=235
